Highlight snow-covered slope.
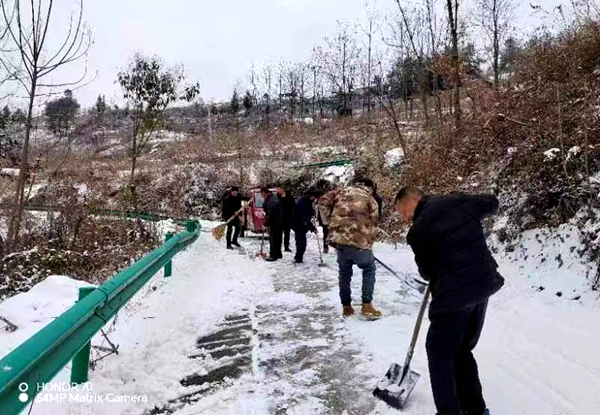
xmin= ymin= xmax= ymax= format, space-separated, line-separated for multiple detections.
xmin=1 ymin=224 xmax=599 ymax=415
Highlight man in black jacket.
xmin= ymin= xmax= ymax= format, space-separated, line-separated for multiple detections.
xmin=261 ymin=187 xmax=283 ymax=262
xmin=277 ymin=185 xmax=295 ymax=252
xmin=222 ymin=186 xmax=243 ymax=250
xmin=395 ymin=187 xmax=504 ymax=415
xmin=291 ymin=189 xmax=320 ymax=263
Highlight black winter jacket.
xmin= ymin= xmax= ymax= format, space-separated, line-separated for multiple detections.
xmin=291 ymin=196 xmax=316 ymax=233
xmin=222 ymin=194 xmax=243 ymax=221
xmin=407 ymin=193 xmax=505 ymax=316
xmin=279 ymin=193 xmax=295 ymax=226
xmin=264 ymin=194 xmax=283 ymax=228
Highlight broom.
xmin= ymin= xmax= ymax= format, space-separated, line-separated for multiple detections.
xmin=212 ymin=207 xmax=244 ymax=241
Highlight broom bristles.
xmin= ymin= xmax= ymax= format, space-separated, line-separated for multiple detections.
xmin=212 ymin=224 xmax=226 ymax=240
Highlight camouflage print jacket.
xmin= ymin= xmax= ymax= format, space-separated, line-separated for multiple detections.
xmin=318 ymin=186 xmax=379 ymax=250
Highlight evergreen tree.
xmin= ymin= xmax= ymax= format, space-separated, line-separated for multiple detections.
xmin=95 ymin=94 xmax=107 ymax=119
xmin=500 ymin=37 xmax=520 ymax=76
xmin=243 ymin=90 xmax=254 ymax=114
xmin=0 ymin=105 xmax=11 ymax=130
xmin=44 ymin=89 xmax=81 ymax=137
xmin=11 ymin=108 xmax=27 ymax=124
xmin=230 ymin=89 xmax=240 ymax=114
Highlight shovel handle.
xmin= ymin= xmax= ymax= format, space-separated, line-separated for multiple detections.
xmin=401 ymin=285 xmax=431 ymax=379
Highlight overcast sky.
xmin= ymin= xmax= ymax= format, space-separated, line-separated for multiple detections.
xmin=26 ymin=0 xmax=568 ymax=108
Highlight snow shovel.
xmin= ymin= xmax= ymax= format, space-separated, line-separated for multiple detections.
xmin=256 ymin=229 xmax=268 ymax=259
xmin=373 ymin=285 xmax=431 ymax=410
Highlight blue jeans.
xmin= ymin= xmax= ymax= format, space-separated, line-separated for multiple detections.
xmin=336 ymin=245 xmax=376 ymax=306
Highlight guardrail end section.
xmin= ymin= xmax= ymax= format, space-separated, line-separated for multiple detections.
xmin=186 ymin=220 xmax=199 ymax=233
xmin=71 ymin=287 xmax=96 ymax=384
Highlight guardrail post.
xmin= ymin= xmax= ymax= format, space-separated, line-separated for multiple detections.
xmin=164 ymin=232 xmax=174 ymax=277
xmin=71 ymin=287 xmax=95 ymax=384
xmin=186 ymin=220 xmax=196 ymax=233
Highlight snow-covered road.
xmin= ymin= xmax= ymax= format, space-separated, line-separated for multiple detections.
xmin=2 ymin=224 xmax=600 ymax=415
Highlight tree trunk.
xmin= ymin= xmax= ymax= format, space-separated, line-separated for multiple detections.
xmin=367 ymin=22 xmax=372 ymax=116
xmin=130 ymin=129 xmax=139 ymax=211
xmin=420 ymin=87 xmax=430 ymax=126
xmin=493 ymin=1 xmax=500 ymax=89
xmin=6 ymin=79 xmax=37 ymax=253
xmin=447 ymin=0 xmax=462 ymax=129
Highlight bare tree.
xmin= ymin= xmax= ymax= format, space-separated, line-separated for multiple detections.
xmin=1 ymin=0 xmax=92 ymax=253
xmin=475 ymin=0 xmax=515 ymax=89
xmin=446 ymin=0 xmax=462 ymax=128
xmin=360 ymin=3 xmax=380 ymax=115
xmin=261 ymin=62 xmax=274 ymax=124
xmin=315 ymin=21 xmax=362 ymax=117
xmin=389 ymin=0 xmax=432 ymax=125
xmin=247 ymin=63 xmax=259 ymax=120
xmin=373 ymin=59 xmax=410 ymax=160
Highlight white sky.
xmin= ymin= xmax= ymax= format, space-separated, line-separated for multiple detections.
xmin=11 ymin=0 xmax=569 ymax=108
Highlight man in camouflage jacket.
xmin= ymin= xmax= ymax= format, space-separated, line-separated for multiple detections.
xmin=319 ymin=177 xmax=382 ymax=319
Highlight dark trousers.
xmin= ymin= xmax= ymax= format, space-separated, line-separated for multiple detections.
xmin=322 ymin=225 xmax=329 ymax=250
xmin=226 ymin=221 xmax=240 ymax=246
xmin=426 ymin=300 xmax=488 ymax=415
xmin=336 ymin=245 xmax=376 ymax=305
xmin=269 ymin=225 xmax=283 ymax=259
xmin=294 ymin=231 xmax=307 ymax=262
xmin=283 ymin=225 xmax=291 ymax=250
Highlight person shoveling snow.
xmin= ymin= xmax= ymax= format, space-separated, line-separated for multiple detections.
xmin=290 ymin=188 xmax=321 ymax=264
xmin=389 ymin=186 xmax=504 ymax=415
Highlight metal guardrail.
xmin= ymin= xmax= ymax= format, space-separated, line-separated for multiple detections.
xmin=0 ymin=219 xmax=201 ymax=414
xmin=290 ymin=158 xmax=356 ymax=169
xmin=0 ymin=204 xmax=189 ymax=226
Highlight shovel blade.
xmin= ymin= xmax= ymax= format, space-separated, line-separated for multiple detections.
xmin=373 ymin=363 xmax=420 ymax=410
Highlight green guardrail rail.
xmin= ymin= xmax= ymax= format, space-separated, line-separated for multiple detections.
xmin=0 ymin=219 xmax=201 ymax=414
xmin=0 ymin=205 xmax=189 ymax=226
xmin=290 ymin=158 xmax=356 ymax=169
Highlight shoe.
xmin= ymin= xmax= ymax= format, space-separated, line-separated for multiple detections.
xmin=342 ymin=305 xmax=355 ymax=317
xmin=323 ymin=246 xmax=329 ymax=254
xmin=232 ymin=241 xmax=241 ymax=247
xmin=360 ymin=303 xmax=382 ymax=320
xmin=285 ymin=248 xmax=292 ymax=252
xmin=265 ymin=257 xmax=278 ymax=262
xmin=294 ymin=259 xmax=303 ymax=264
xmin=226 ymin=245 xmax=234 ymax=250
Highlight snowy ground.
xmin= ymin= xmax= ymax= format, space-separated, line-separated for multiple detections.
xmin=1 ymin=223 xmax=600 ymax=415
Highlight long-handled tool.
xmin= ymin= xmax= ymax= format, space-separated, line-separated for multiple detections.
xmin=374 ymin=256 xmax=428 ymax=292
xmin=315 ymin=230 xmax=326 ymax=267
xmin=373 ymin=285 xmax=431 ymax=410
xmin=212 ymin=207 xmax=245 ymax=240
xmin=256 ymin=229 xmax=267 ymax=259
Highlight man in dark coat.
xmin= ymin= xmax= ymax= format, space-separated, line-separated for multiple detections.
xmin=277 ymin=185 xmax=295 ymax=252
xmin=395 ymin=187 xmax=504 ymax=415
xmin=261 ymin=187 xmax=283 ymax=262
xmin=291 ymin=189 xmax=320 ymax=263
xmin=222 ymin=186 xmax=243 ymax=250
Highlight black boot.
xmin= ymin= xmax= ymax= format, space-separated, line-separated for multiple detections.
xmin=226 ymin=244 xmax=234 ymax=250
xmin=232 ymin=241 xmax=241 ymax=247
